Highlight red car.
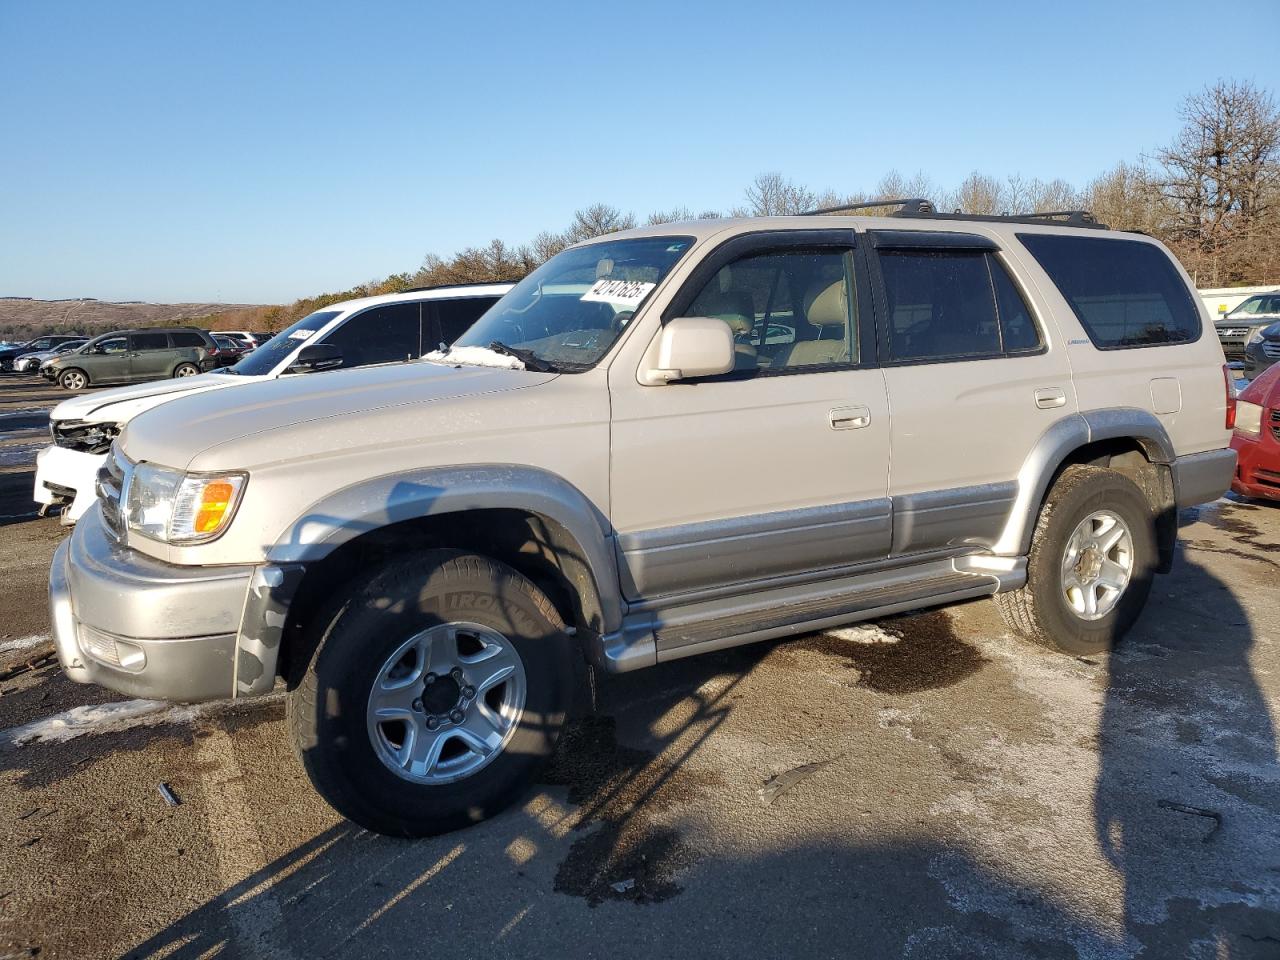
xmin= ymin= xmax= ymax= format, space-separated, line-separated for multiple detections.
xmin=1230 ymin=362 xmax=1280 ymax=501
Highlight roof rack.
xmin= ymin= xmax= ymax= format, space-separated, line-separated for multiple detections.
xmin=801 ymin=198 xmax=936 ymax=216
xmin=803 ymin=199 xmax=1110 ymax=230
xmin=398 ymin=280 xmax=515 ymax=294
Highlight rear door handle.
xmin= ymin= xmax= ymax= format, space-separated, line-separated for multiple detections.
xmin=829 ymin=405 xmax=871 ymax=430
xmin=1034 ymin=388 xmax=1067 ymax=410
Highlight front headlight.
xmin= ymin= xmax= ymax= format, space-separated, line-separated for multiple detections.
xmin=126 ymin=463 xmax=247 ymax=543
xmin=1234 ymin=400 xmax=1264 ymax=439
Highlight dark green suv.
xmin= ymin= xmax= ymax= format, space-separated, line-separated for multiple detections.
xmin=43 ymin=328 xmax=217 ymax=390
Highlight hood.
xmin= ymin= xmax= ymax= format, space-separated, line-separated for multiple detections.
xmin=121 ymin=361 xmax=557 ymax=470
xmin=51 ymin=372 xmax=252 ymax=424
xmin=1240 ymin=361 xmax=1280 ymax=407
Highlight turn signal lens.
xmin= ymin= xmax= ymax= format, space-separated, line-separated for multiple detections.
xmin=1224 ymin=364 xmax=1237 ymax=430
xmin=170 ymin=473 xmax=247 ymax=543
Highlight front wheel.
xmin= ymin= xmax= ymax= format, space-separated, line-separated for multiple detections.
xmin=173 ymin=362 xmax=199 ymax=378
xmin=287 ymin=549 xmax=577 ymax=837
xmin=995 ymin=465 xmax=1156 ymax=655
xmin=58 ymin=368 xmax=87 ymax=390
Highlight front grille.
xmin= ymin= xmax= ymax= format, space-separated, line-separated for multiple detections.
xmin=96 ymin=449 xmax=127 ymax=541
xmin=1218 ymin=327 xmax=1250 ymax=339
xmin=1256 ymin=468 xmax=1280 ymax=489
xmin=51 ymin=419 xmax=120 ymax=454
xmin=1264 ymin=341 xmax=1280 ymax=360
xmin=1271 ymin=408 xmax=1280 ymax=444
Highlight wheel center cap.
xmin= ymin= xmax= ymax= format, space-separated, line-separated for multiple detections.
xmin=1076 ymin=544 xmax=1103 ymax=583
xmin=422 ymin=675 xmax=461 ymax=715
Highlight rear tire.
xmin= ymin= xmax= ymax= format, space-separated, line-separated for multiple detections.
xmin=287 ymin=549 xmax=576 ymax=837
xmin=173 ymin=362 xmax=199 ymax=378
xmin=995 ymin=465 xmax=1156 ymax=655
xmin=58 ymin=368 xmax=87 ymax=390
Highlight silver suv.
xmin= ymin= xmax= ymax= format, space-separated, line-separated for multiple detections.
xmin=50 ymin=204 xmax=1236 ymax=836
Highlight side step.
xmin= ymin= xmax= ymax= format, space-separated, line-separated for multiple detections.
xmin=591 ymin=555 xmax=1023 ymax=673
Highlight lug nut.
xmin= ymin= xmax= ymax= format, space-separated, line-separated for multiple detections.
xmin=411 ymin=698 xmax=424 ymax=712
xmin=449 ymin=709 xmax=465 ymax=724
xmin=462 ymin=685 xmax=476 ymax=699
xmin=450 ymin=667 xmax=464 ymax=680
xmin=425 ymin=716 xmax=440 ymax=730
xmin=424 ymin=673 xmax=437 ymax=686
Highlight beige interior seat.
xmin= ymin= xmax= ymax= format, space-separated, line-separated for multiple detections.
xmin=779 ymin=279 xmax=851 ymax=367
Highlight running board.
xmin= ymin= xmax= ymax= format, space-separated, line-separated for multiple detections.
xmin=590 ymin=556 xmax=1023 ymax=673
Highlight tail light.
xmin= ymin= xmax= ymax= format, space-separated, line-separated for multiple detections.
xmin=1224 ymin=364 xmax=1237 ymax=429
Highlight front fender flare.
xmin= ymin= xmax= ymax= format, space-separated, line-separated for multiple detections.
xmin=265 ymin=464 xmax=623 ymax=633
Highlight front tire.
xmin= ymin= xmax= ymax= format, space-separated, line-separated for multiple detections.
xmin=995 ymin=465 xmax=1156 ymax=655
xmin=287 ymin=549 xmax=576 ymax=837
xmin=58 ymin=368 xmax=87 ymax=390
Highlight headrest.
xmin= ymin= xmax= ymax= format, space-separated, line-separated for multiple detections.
xmin=804 ymin=279 xmax=848 ymax=331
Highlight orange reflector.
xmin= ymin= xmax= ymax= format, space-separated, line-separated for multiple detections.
xmin=194 ymin=480 xmax=236 ymax=533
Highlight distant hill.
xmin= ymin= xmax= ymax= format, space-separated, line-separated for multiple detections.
xmin=0 ymin=297 xmax=273 ymax=338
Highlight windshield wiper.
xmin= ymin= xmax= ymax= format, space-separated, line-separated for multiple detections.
xmin=487 ymin=341 xmax=556 ymax=372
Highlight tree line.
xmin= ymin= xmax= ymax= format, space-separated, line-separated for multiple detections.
xmin=8 ymin=78 xmax=1276 ymax=341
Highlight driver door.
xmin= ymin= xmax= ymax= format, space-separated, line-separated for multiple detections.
xmin=609 ymin=230 xmax=891 ymax=602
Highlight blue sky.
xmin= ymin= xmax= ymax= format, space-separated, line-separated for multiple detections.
xmin=2 ymin=0 xmax=1278 ymax=304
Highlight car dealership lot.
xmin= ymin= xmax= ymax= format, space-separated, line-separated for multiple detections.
xmin=0 ymin=379 xmax=1277 ymax=959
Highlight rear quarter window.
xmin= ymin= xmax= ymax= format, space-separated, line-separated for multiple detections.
xmin=1018 ymin=234 xmax=1201 ymax=349
xmin=170 ymin=331 xmax=206 ymax=348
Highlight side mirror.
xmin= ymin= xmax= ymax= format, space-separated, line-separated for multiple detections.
xmin=642 ymin=317 xmax=735 ymax=385
xmin=287 ymin=342 xmax=343 ymax=374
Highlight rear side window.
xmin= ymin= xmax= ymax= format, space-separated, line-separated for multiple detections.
xmin=170 ymin=331 xmax=205 ymax=348
xmin=427 ymin=296 xmax=500 ymax=350
xmin=877 ymin=251 xmax=1041 ymax=362
xmin=1018 ymin=234 xmax=1201 ymax=348
xmin=131 ymin=332 xmax=169 ymax=351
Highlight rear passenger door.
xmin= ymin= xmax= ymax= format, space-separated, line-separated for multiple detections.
xmin=867 ymin=231 xmax=1075 ymax=556
xmin=127 ymin=331 xmax=175 ymax=382
xmin=319 ymin=303 xmax=421 ymax=369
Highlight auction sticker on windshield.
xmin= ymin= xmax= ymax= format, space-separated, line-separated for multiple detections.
xmin=289 ymin=329 xmax=316 ymax=340
xmin=581 ymin=279 xmax=655 ymax=308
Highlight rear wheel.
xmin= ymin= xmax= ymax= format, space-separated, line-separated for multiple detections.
xmin=287 ymin=549 xmax=576 ymax=837
xmin=58 ymin=368 xmax=87 ymax=390
xmin=995 ymin=465 xmax=1156 ymax=655
xmin=173 ymin=362 xmax=199 ymax=378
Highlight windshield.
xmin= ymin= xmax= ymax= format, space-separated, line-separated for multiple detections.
xmin=226 ymin=310 xmax=342 ymax=375
xmin=447 ymin=236 xmax=694 ymax=370
xmin=1228 ymin=295 xmax=1280 ymax=318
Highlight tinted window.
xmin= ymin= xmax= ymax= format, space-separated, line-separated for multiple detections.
xmin=1018 ymin=234 xmax=1200 ymax=348
xmin=990 ymin=259 xmax=1042 ymax=352
xmin=684 ymin=249 xmax=857 ymax=372
xmin=96 ymin=337 xmax=128 ymax=354
xmin=131 ymin=332 xmax=169 ymax=351
xmin=428 ymin=296 xmax=501 ymax=351
xmin=321 ymin=303 xmax=420 ymax=367
xmin=171 ymin=331 xmax=206 ymax=348
xmin=879 ymin=251 xmax=1001 ymax=361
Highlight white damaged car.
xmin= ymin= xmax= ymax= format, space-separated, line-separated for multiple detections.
xmin=35 ymin=284 xmax=511 ymax=521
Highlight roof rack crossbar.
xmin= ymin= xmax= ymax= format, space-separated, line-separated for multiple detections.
xmin=801 ymin=199 xmax=1109 ymax=230
xmin=801 ymin=198 xmax=936 ymax=217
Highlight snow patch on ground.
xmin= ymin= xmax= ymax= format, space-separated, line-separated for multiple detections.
xmin=2 ymin=693 xmax=285 ymax=746
xmin=422 ymin=345 xmax=525 ymax=370
xmin=825 ymin=624 xmax=901 ymax=644
xmin=0 ymin=634 xmax=51 ymax=655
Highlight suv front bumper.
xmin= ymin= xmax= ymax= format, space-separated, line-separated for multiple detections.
xmin=50 ymin=507 xmax=303 ymax=702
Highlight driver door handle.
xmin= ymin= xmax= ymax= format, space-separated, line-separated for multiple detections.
xmin=829 ymin=405 xmax=871 ymax=430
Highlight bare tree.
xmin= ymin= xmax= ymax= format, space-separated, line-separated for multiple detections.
xmin=565 ymin=204 xmax=637 ymax=242
xmin=646 ymin=206 xmax=696 ymax=225
xmin=1155 ymin=79 xmax=1280 ymax=282
xmin=738 ymin=172 xmax=817 ymax=216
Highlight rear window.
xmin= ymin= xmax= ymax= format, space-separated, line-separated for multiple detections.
xmin=1018 ymin=234 xmax=1201 ymax=349
xmin=171 ymin=331 xmax=206 ymax=348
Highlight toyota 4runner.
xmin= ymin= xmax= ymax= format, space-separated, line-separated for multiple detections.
xmin=50 ymin=203 xmax=1236 ymax=836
